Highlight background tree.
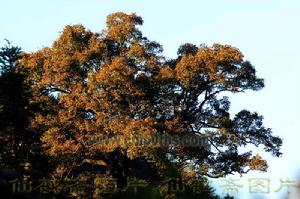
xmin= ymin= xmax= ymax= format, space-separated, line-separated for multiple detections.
xmin=0 ymin=40 xmax=28 ymax=171
xmin=0 ymin=40 xmax=51 ymax=199
xmin=19 ymin=12 xmax=282 ymax=198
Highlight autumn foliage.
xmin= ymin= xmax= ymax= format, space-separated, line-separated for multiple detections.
xmin=12 ymin=12 xmax=282 ymax=197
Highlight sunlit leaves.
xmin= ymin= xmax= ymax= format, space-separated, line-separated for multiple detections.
xmin=18 ymin=12 xmax=282 ymax=197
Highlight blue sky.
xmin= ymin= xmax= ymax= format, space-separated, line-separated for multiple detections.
xmin=1 ymin=0 xmax=300 ymax=198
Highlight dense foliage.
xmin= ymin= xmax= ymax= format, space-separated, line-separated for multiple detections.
xmin=0 ymin=12 xmax=281 ymax=199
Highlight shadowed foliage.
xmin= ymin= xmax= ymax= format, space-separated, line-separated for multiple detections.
xmin=0 ymin=40 xmax=52 ymax=199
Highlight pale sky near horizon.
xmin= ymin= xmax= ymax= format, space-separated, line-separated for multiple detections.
xmin=1 ymin=0 xmax=300 ymax=198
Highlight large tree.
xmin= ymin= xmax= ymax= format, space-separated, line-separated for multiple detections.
xmin=19 ymin=12 xmax=281 ymax=197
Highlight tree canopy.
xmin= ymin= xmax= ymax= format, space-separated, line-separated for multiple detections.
xmin=9 ymin=12 xmax=282 ymax=198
